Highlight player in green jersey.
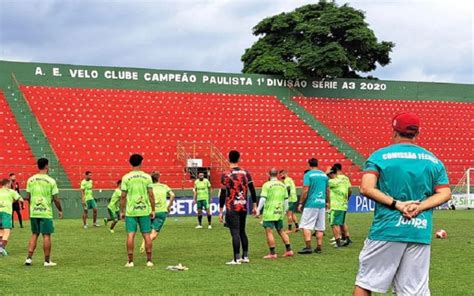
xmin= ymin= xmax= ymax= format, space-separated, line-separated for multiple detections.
xmin=354 ymin=112 xmax=451 ymax=296
xmin=0 ymin=178 xmax=23 ymax=256
xmin=333 ymin=163 xmax=353 ymax=246
xmin=104 ymin=180 xmax=122 ymax=233
xmin=24 ymin=158 xmax=63 ymax=267
xmin=120 ymin=154 xmax=155 ymax=267
xmin=256 ymin=168 xmax=293 ymax=259
xmin=81 ymin=171 xmax=99 ymax=228
xmin=140 ymin=171 xmax=175 ymax=253
xmin=327 ymin=167 xmax=351 ymax=248
xmin=279 ymin=170 xmax=299 ymax=232
xmin=193 ymin=172 xmax=212 ymax=229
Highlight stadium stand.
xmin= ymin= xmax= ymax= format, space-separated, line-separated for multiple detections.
xmin=294 ymin=97 xmax=474 ymax=183
xmin=0 ymin=91 xmax=37 ymax=187
xmin=19 ymin=86 xmax=361 ymax=188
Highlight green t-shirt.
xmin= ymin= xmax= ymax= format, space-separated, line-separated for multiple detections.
xmin=328 ymin=176 xmax=351 ymax=211
xmin=194 ymin=179 xmax=211 ymax=201
xmin=303 ymin=170 xmax=328 ymax=208
xmin=80 ymin=179 xmax=94 ymax=201
xmin=0 ymin=188 xmax=22 ymax=214
xmin=261 ymin=179 xmax=288 ymax=221
xmin=152 ymin=183 xmax=172 ymax=213
xmin=283 ymin=177 xmax=297 ymax=203
xmin=26 ymin=173 xmax=59 ymax=219
xmin=121 ymin=170 xmax=153 ymax=217
xmin=107 ymin=188 xmax=122 ymax=212
xmin=364 ymin=143 xmax=449 ymax=245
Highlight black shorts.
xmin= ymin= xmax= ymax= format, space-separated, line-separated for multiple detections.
xmin=12 ymin=202 xmax=21 ymax=211
xmin=225 ymin=211 xmax=247 ymax=230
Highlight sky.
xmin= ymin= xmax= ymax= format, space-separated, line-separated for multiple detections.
xmin=0 ymin=0 xmax=472 ymax=84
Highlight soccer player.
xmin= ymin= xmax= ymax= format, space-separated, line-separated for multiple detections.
xmin=104 ymin=180 xmax=122 ymax=233
xmin=120 ymin=154 xmax=155 ymax=267
xmin=193 ymin=172 xmax=212 ymax=229
xmin=332 ymin=163 xmax=353 ymax=246
xmin=0 ymin=178 xmax=22 ymax=256
xmin=256 ymin=168 xmax=293 ymax=259
xmin=24 ymin=158 xmax=63 ymax=267
xmin=9 ymin=173 xmax=23 ymax=228
xmin=354 ymin=112 xmax=451 ymax=296
xmin=218 ymin=150 xmax=257 ymax=265
xmin=81 ymin=171 xmax=99 ymax=228
xmin=140 ymin=171 xmax=175 ymax=253
xmin=327 ymin=167 xmax=350 ymax=248
xmin=279 ymin=170 xmax=299 ymax=232
xmin=297 ymin=158 xmax=329 ymax=254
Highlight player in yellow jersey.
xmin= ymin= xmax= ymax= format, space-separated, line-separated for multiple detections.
xmin=140 ymin=171 xmax=175 ymax=253
xmin=104 ymin=180 xmax=122 ymax=233
xmin=81 ymin=171 xmax=99 ymax=228
xmin=193 ymin=172 xmax=212 ymax=229
xmin=24 ymin=158 xmax=63 ymax=267
xmin=279 ymin=170 xmax=299 ymax=232
xmin=0 ymin=178 xmax=23 ymax=256
xmin=120 ymin=154 xmax=155 ymax=267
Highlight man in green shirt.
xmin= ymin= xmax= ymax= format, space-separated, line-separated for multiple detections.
xmin=354 ymin=112 xmax=451 ymax=296
xmin=24 ymin=158 xmax=63 ymax=267
xmin=256 ymin=168 xmax=293 ymax=259
xmin=104 ymin=180 xmax=122 ymax=233
xmin=81 ymin=171 xmax=99 ymax=228
xmin=193 ymin=172 xmax=212 ymax=229
xmin=333 ymin=163 xmax=353 ymax=246
xmin=140 ymin=171 xmax=175 ymax=253
xmin=0 ymin=178 xmax=23 ymax=256
xmin=279 ymin=170 xmax=299 ymax=232
xmin=120 ymin=154 xmax=156 ymax=267
xmin=327 ymin=166 xmax=351 ymax=248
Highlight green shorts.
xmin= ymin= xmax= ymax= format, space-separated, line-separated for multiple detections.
xmin=0 ymin=212 xmax=12 ymax=229
xmin=288 ymin=202 xmax=298 ymax=212
xmin=330 ymin=210 xmax=346 ymax=226
xmin=108 ymin=208 xmax=120 ymax=221
xmin=125 ymin=216 xmax=151 ymax=234
xmin=84 ymin=199 xmax=97 ymax=210
xmin=262 ymin=220 xmax=284 ymax=230
xmin=151 ymin=212 xmax=168 ymax=232
xmin=30 ymin=218 xmax=54 ymax=234
xmin=196 ymin=200 xmax=209 ymax=211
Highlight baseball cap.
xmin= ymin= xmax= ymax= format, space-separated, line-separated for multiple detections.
xmin=392 ymin=112 xmax=420 ymax=134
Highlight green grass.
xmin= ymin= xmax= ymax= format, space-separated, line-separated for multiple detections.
xmin=2 ymin=211 xmax=473 ymax=295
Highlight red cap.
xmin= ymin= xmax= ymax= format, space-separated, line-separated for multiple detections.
xmin=392 ymin=112 xmax=420 ymax=134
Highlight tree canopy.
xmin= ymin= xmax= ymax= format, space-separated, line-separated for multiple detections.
xmin=241 ymin=2 xmax=394 ymax=79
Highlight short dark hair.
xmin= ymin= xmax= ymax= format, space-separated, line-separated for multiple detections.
xmin=9 ymin=173 xmax=15 ymax=177
xmin=0 ymin=178 xmax=10 ymax=186
xmin=229 ymin=150 xmax=240 ymax=163
xmin=37 ymin=158 xmax=49 ymax=170
xmin=269 ymin=168 xmax=278 ymax=177
xmin=151 ymin=171 xmax=160 ymax=183
xmin=397 ymin=131 xmax=417 ymax=139
xmin=85 ymin=171 xmax=92 ymax=175
xmin=116 ymin=180 xmax=122 ymax=186
xmin=308 ymin=158 xmax=318 ymax=167
xmin=333 ymin=163 xmax=342 ymax=171
xmin=129 ymin=154 xmax=143 ymax=167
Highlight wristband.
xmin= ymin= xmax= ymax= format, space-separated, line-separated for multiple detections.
xmin=390 ymin=199 xmax=397 ymax=210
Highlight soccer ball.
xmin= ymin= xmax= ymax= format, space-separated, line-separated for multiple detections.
xmin=435 ymin=229 xmax=447 ymax=239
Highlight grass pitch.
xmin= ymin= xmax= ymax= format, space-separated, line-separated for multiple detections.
xmin=2 ymin=211 xmax=473 ymax=295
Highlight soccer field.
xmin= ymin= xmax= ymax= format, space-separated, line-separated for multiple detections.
xmin=2 ymin=211 xmax=473 ymax=295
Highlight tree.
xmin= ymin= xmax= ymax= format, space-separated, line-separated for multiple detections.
xmin=241 ymin=2 xmax=394 ymax=79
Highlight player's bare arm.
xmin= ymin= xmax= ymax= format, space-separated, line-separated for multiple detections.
xmin=53 ymin=194 xmax=63 ymax=219
xmin=360 ymin=173 xmax=418 ymax=219
xmin=120 ymin=191 xmax=127 ymax=219
xmin=409 ymin=187 xmax=452 ymax=217
xmin=297 ymin=186 xmax=309 ymax=212
xmin=81 ymin=189 xmax=85 ymax=205
xmin=167 ymin=191 xmax=176 ymax=213
xmin=148 ymin=188 xmax=155 ymax=219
